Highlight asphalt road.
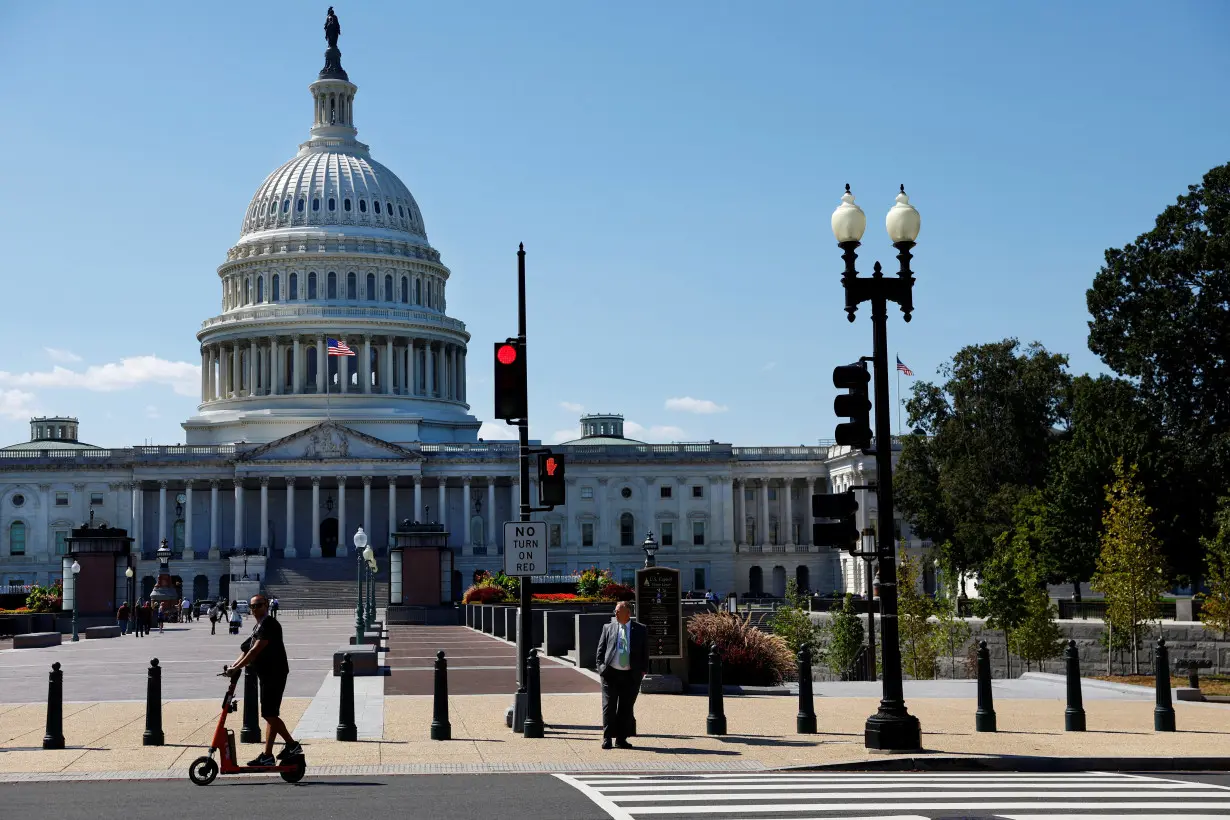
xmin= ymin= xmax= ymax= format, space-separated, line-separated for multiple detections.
xmin=1 ymin=771 xmax=1227 ymax=820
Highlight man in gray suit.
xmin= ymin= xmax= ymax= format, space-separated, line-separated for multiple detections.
xmin=595 ymin=600 xmax=649 ymax=748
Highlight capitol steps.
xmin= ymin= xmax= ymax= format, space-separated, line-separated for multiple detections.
xmin=264 ymin=557 xmax=389 ymax=610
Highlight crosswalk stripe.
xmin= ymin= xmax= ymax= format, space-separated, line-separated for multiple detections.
xmin=994 ymin=816 xmax=1230 ymax=820
xmin=622 ymin=803 xmax=1230 ymax=815
xmin=594 ymin=780 xmax=1205 ymax=792
xmin=610 ymin=790 xmax=1230 ymax=803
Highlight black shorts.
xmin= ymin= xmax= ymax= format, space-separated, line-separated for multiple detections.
xmin=258 ymin=674 xmax=287 ymax=719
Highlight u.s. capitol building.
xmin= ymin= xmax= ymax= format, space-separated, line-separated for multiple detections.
xmin=0 ymin=22 xmax=921 ymax=606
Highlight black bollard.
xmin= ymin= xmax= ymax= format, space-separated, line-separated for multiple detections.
xmin=523 ymin=649 xmax=545 ymax=739
xmin=1063 ymin=639 xmax=1086 ymax=732
xmin=975 ymin=640 xmax=996 ymax=732
xmin=430 ymin=650 xmax=451 ymax=741
xmin=240 ymin=666 xmax=261 ymax=743
xmin=796 ymin=645 xmax=817 ymax=734
xmin=336 ymin=653 xmax=358 ymax=741
xmin=42 ymin=662 xmax=64 ymax=750
xmin=1187 ymin=661 xmax=1200 ymax=691
xmin=1154 ymin=638 xmax=1176 ymax=732
xmin=706 ymin=643 xmax=727 ymax=736
xmin=142 ymin=658 xmax=165 ymax=746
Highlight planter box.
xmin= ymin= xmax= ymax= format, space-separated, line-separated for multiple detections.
xmin=333 ymin=645 xmax=381 ymax=676
xmin=14 ymin=631 xmax=61 ymax=649
xmin=544 ymin=609 xmax=580 ymax=657
xmin=85 ymin=625 xmax=121 ymax=639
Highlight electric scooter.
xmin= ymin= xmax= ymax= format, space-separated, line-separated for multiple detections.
xmin=188 ymin=666 xmax=306 ymax=785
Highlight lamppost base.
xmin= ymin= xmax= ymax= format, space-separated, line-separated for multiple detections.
xmin=506 ymin=691 xmax=527 ymax=732
xmin=864 ymin=711 xmax=921 ymax=751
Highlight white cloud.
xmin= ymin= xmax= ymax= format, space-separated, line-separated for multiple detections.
xmin=624 ymin=421 xmax=687 ymax=441
xmin=550 ymin=428 xmax=579 ymax=444
xmin=0 ymin=389 xmax=38 ymax=420
xmin=44 ymin=347 xmax=82 ymax=364
xmin=145 ymin=405 xmax=161 ymax=419
xmin=761 ymin=361 xmax=777 ymax=371
xmin=665 ymin=396 xmax=728 ymax=414
xmin=0 ymin=355 xmax=201 ymax=397
xmin=477 ymin=420 xmax=518 ymax=440
xmin=559 ymin=401 xmax=585 ymax=414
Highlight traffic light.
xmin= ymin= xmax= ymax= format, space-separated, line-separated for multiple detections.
xmin=493 ymin=340 xmax=527 ymax=421
xmin=537 ymin=451 xmax=566 ymax=506
xmin=833 ymin=362 xmax=871 ymax=449
xmin=812 ymin=491 xmax=859 ymax=553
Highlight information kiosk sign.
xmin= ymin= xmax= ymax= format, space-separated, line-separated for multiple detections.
xmin=634 ymin=566 xmax=683 ymax=659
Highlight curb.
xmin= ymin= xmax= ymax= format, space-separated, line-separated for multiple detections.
xmin=781 ymin=755 xmax=1230 ymax=773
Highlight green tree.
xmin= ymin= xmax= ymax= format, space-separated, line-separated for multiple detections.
xmin=897 ymin=555 xmax=941 ymax=679
xmin=1009 ymin=587 xmax=1064 ymax=670
xmin=826 ymin=593 xmax=865 ymax=680
xmin=1091 ymin=459 xmax=1168 ymax=674
xmin=1200 ymin=495 xmax=1230 ymax=638
xmin=895 ymin=339 xmax=1072 ymax=590
xmin=973 ymin=532 xmax=1028 ymax=677
xmin=933 ymin=572 xmax=973 ymax=678
xmin=1087 ymin=163 xmax=1230 ymax=582
xmin=768 ymin=579 xmax=820 ymax=656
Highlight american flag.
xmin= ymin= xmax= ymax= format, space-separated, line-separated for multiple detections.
xmin=327 ymin=338 xmax=355 ymax=357
xmin=896 ymin=356 xmax=914 ymax=376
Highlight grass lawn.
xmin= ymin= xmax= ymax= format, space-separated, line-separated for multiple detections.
xmin=1092 ymin=674 xmax=1230 ymax=696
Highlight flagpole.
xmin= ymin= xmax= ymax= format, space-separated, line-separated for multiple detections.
xmin=896 ymin=354 xmax=902 ymax=437
xmin=325 ymin=345 xmax=331 ymax=421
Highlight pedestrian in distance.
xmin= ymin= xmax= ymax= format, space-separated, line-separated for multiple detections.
xmin=595 ymin=600 xmax=649 ymax=749
xmin=270 ymin=597 xmax=279 ymax=619
xmin=117 ymin=601 xmax=129 ymax=635
xmin=181 ymin=597 xmax=192 ymax=624
xmin=229 ymin=602 xmax=242 ymax=635
xmin=209 ymin=604 xmax=219 ymax=635
xmin=157 ymin=603 xmax=165 ymax=633
xmin=141 ymin=601 xmax=152 ymax=636
xmin=228 ymin=594 xmax=302 ymax=766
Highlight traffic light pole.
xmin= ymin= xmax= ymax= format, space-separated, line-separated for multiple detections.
xmin=839 ymin=239 xmax=921 ymax=752
xmin=513 ymin=243 xmax=534 ymax=733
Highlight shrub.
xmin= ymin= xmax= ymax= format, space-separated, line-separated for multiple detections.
xmin=688 ymin=611 xmax=794 ymax=685
xmin=25 ymin=582 xmax=63 ymax=613
xmin=577 ymin=566 xmax=613 ymax=598
xmin=769 ymin=579 xmax=820 ymax=656
xmin=826 ymin=593 xmax=865 ymax=679
xmin=462 ymin=584 xmax=509 ymax=604
xmin=600 ymin=583 xmax=635 ymax=601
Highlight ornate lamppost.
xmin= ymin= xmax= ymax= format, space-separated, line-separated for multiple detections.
xmin=830 ymin=184 xmax=922 ymax=751
xmin=353 ymin=527 xmax=368 ymax=645
xmin=365 ymin=551 xmax=377 ymax=629
xmin=70 ymin=560 xmax=81 ymax=642
xmin=125 ymin=565 xmax=136 ymax=637
xmin=642 ymin=531 xmax=659 ymax=569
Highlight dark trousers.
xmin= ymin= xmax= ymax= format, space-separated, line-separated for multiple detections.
xmin=601 ymin=669 xmax=642 ymax=740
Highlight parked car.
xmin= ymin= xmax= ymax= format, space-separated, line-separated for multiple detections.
xmin=197 ymin=599 xmax=216 ymax=617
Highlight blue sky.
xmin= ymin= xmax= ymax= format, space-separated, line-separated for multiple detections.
xmin=1 ymin=1 xmax=1227 ymax=447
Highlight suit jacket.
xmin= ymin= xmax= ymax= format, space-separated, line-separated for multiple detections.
xmin=596 ymin=619 xmax=649 ymax=677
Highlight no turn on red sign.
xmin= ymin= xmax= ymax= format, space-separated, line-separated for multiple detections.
xmin=503 ymin=521 xmax=547 ymax=576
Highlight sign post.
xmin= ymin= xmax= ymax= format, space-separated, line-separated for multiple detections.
xmin=504 ymin=522 xmax=547 ymax=577
xmin=635 ymin=567 xmax=683 ymax=659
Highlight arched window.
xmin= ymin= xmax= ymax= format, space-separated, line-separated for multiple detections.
xmin=244 ymin=278 xmax=251 ymax=305
xmin=746 ymin=516 xmax=757 ymax=545
xmin=426 ymin=281 xmax=433 ymax=309
xmin=268 ymin=201 xmax=275 ymax=215
xmin=256 ymin=276 xmax=264 ymax=303
xmin=271 ymin=274 xmax=280 ymax=302
xmin=365 ymin=273 xmax=376 ymax=300
xmin=9 ymin=521 xmax=26 ymax=555
xmin=328 ymin=197 xmax=336 ymax=211
xmin=398 ymin=205 xmax=405 ymax=218
xmin=386 ymin=202 xmax=393 ymax=217
xmin=749 ymin=566 xmax=764 ymax=596
xmin=312 ymin=198 xmax=320 ymax=212
xmin=358 ymin=199 xmax=367 ymax=213
xmin=770 ymin=519 xmax=779 ymax=545
xmin=619 ymin=513 xmax=635 ymax=547
xmin=289 ymin=272 xmax=298 ymax=300
xmin=282 ymin=199 xmax=290 ymax=213
xmin=370 ymin=347 xmax=379 ymax=388
xmin=306 ymin=346 xmax=318 ymax=386
xmin=383 ymin=274 xmax=393 ymax=302
xmin=308 ymin=272 xmax=317 ymax=299
xmin=346 ymin=272 xmax=357 ymax=300
xmin=327 ymin=272 xmax=337 ymax=299
xmin=373 ymin=200 xmax=381 ymax=214
xmin=400 ymin=276 xmax=408 ymax=303
xmin=285 ymin=348 xmax=294 ymax=390
xmin=296 ymin=198 xmax=305 ymax=213
xmin=344 ymin=198 xmax=352 ymax=212
xmin=173 ymin=519 xmax=185 ymax=550
xmin=238 ymin=350 xmax=247 ymax=390
xmin=415 ymin=279 xmax=421 ymax=304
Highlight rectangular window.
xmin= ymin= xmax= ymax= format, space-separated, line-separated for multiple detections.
xmin=549 ymin=524 xmax=561 ymax=548
xmin=580 ymin=486 xmax=594 ymax=500
xmin=693 ymin=567 xmax=706 ymax=591
xmin=768 ymin=488 xmax=777 ymax=501
xmin=55 ymin=531 xmax=69 ymax=556
xmin=581 ymin=522 xmax=594 ymax=547
xmin=692 ymin=521 xmax=705 ymax=546
xmin=90 ymin=493 xmax=104 ymax=506
xmin=745 ymin=489 xmax=754 ymax=502
xmin=660 ymin=485 xmax=672 ymax=499
xmin=661 ymin=521 xmax=673 ymax=547
xmin=791 ymin=487 xmax=800 ymax=499
xmin=55 ymin=492 xmax=69 ymax=506
xmin=621 ymin=568 xmax=635 ymax=586
xmin=10 ymin=527 xmax=26 ymax=555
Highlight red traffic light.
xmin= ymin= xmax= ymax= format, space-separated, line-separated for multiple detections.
xmin=545 ymin=457 xmax=559 ymax=477
xmin=496 ymin=344 xmax=518 ymax=365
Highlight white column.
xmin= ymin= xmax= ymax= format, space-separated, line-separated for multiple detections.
xmin=363 ymin=335 xmax=372 ymax=394
xmin=444 ymin=346 xmax=453 ymax=399
xmin=806 ymin=477 xmax=816 ymax=547
xmin=437 ymin=480 xmax=447 ymax=527
xmin=760 ymin=479 xmax=770 ymax=546
xmin=272 ymin=337 xmax=282 ymax=395
xmin=248 ymin=340 xmax=257 ymax=396
xmin=310 ymin=477 xmax=322 ymax=558
xmin=317 ymin=335 xmax=326 ymax=393
xmin=486 ymin=481 xmax=496 ymax=549
xmin=460 ymin=349 xmax=467 ymax=403
xmin=201 ymin=349 xmax=208 ymax=401
xmin=784 ymin=478 xmax=795 ymax=546
xmin=259 ymin=477 xmax=270 ymax=551
xmin=337 ymin=477 xmax=348 ymax=557
xmin=385 ymin=338 xmax=393 ymax=394
xmin=387 ymin=477 xmax=397 ymax=546
xmin=425 ymin=341 xmax=435 ymax=396
xmin=462 ymin=477 xmax=472 ymax=549
xmin=184 ymin=480 xmax=194 ymax=560
xmin=293 ymin=336 xmax=302 ymax=394
xmin=219 ymin=346 xmax=228 ymax=399
xmin=362 ymin=475 xmax=372 ymax=539
xmin=209 ymin=480 xmax=220 ymax=559
xmin=234 ymin=480 xmax=245 ymax=549
xmin=231 ymin=345 xmax=239 ymax=397
xmin=413 ymin=477 xmax=422 ymax=523
xmin=132 ymin=482 xmax=143 ymax=554
xmin=285 ymin=477 xmax=297 ymax=558
xmin=157 ymin=480 xmax=168 ymax=544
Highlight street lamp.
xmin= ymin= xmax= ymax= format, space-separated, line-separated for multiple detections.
xmin=860 ymin=527 xmax=877 ymax=681
xmin=125 ymin=565 xmax=135 ymax=637
xmin=353 ymin=528 xmax=368 ymax=645
xmin=70 ymin=560 xmax=81 ymax=642
xmin=641 ymin=531 xmax=659 ymax=568
xmin=363 ymin=544 xmax=376 ymax=629
xmin=830 ymin=184 xmax=922 ymax=752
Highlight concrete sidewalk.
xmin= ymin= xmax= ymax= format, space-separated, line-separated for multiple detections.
xmin=1 ymin=692 xmax=1227 ymax=781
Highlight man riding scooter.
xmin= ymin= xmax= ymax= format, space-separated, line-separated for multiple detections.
xmin=227 ymin=594 xmax=302 ymax=766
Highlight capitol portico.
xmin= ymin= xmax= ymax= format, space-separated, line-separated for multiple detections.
xmin=0 ymin=17 xmax=926 ymax=608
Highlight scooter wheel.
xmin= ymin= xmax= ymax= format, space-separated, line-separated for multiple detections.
xmin=280 ymin=756 xmax=306 ymax=783
xmin=189 ymin=756 xmax=219 ymax=786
